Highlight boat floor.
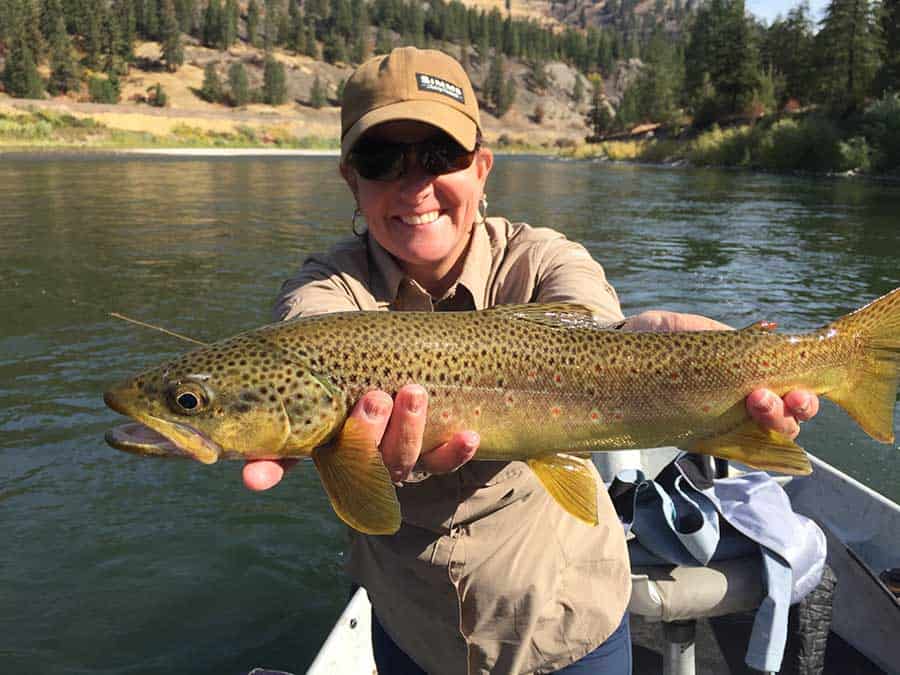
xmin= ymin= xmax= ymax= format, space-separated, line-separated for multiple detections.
xmin=630 ymin=614 xmax=886 ymax=674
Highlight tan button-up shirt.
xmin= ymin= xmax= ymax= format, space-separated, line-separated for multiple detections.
xmin=276 ymin=218 xmax=631 ymax=674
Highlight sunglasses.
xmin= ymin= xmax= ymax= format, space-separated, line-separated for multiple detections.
xmin=347 ymin=134 xmax=478 ymax=182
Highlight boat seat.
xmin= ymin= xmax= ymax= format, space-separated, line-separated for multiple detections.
xmin=595 ymin=449 xmax=774 ymax=674
xmin=629 ymin=557 xmax=765 ymax=623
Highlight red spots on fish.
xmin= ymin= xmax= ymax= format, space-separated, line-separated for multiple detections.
xmin=527 ymin=371 xmax=537 ymax=380
xmin=551 ymin=406 xmax=562 ymax=418
xmin=762 ymin=360 xmax=770 ymax=368
xmin=473 ymin=408 xmax=481 ymax=418
xmin=441 ymin=410 xmax=451 ymax=421
xmin=553 ymin=373 xmax=562 ymax=385
xmin=505 ymin=394 xmax=514 ymax=407
xmin=614 ymin=412 xmax=624 ymax=421
xmin=670 ymin=372 xmax=680 ymax=381
xmin=590 ymin=410 xmax=601 ymax=422
xmin=702 ymin=404 xmax=711 ymax=413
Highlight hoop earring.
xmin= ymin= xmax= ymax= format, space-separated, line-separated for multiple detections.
xmin=352 ymin=208 xmax=367 ymax=237
xmin=477 ymin=194 xmax=488 ymax=223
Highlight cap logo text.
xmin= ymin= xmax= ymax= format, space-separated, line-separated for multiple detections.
xmin=416 ymin=73 xmax=465 ymax=104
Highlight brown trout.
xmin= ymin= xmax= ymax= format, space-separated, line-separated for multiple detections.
xmin=104 ymin=288 xmax=900 ymax=534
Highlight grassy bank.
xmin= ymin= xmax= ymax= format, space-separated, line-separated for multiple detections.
xmin=0 ymin=108 xmax=338 ymax=151
xmin=563 ymin=96 xmax=900 ymax=176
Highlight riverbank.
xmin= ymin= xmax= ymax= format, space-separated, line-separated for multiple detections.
xmin=3 ymin=96 xmax=898 ymax=177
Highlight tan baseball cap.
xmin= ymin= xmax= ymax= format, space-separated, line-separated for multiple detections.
xmin=340 ymin=47 xmax=481 ymax=162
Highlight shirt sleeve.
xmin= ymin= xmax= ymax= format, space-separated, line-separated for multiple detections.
xmin=531 ymin=237 xmax=624 ymax=324
xmin=273 ymin=256 xmax=362 ymax=322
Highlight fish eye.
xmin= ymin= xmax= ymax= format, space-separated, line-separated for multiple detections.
xmin=168 ymin=382 xmax=210 ymax=415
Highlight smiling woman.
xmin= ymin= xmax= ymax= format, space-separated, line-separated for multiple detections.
xmin=238 ymin=46 xmax=820 ymax=675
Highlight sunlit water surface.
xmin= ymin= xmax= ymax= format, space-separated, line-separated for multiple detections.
xmin=1 ymin=154 xmax=897 ymax=673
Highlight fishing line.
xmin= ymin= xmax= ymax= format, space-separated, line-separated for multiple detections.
xmin=107 ymin=312 xmax=209 ymax=347
xmin=21 ymin=282 xmax=210 ymax=347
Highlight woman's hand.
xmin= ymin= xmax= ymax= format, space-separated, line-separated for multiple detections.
xmin=623 ymin=311 xmax=820 ymax=440
xmin=242 ymin=384 xmax=480 ymax=491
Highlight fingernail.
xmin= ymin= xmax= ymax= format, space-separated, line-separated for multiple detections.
xmin=754 ymin=393 xmax=773 ymax=413
xmin=363 ymin=397 xmax=389 ymax=419
xmin=407 ymin=390 xmax=426 ymax=414
xmin=464 ymin=433 xmax=480 ymax=451
xmin=792 ymin=400 xmax=810 ymax=415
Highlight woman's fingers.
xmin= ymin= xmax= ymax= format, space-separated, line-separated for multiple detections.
xmin=783 ymin=389 xmax=820 ymax=422
xmin=242 ymin=459 xmax=298 ymax=491
xmin=380 ymin=384 xmax=428 ymax=482
xmin=419 ymin=431 xmax=480 ymax=474
xmin=746 ymin=389 xmax=820 ymax=440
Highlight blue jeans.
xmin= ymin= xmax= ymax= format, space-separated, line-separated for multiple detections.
xmin=371 ymin=610 xmax=632 ymax=674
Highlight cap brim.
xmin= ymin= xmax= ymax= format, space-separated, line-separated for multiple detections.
xmin=341 ymin=100 xmax=478 ymax=162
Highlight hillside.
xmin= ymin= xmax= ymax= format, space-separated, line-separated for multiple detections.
xmin=0 ymin=0 xmax=681 ymax=148
xmin=2 ymin=37 xmax=645 ymax=148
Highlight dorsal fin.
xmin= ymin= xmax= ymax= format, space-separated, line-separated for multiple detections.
xmin=487 ymin=302 xmax=615 ymax=330
xmin=740 ymin=320 xmax=778 ymax=333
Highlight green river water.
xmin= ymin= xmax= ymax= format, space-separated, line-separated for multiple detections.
xmin=0 ymin=154 xmax=897 ymax=674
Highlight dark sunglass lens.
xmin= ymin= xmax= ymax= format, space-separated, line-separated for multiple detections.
xmin=351 ymin=142 xmax=406 ymax=181
xmin=420 ymin=137 xmax=474 ymax=175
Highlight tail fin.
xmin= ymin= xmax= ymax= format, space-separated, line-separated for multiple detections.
xmin=826 ymin=287 xmax=900 ymax=443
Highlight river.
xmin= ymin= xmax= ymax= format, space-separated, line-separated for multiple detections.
xmin=1 ymin=154 xmax=897 ymax=673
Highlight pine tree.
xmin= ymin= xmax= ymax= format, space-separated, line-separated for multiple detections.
xmin=262 ymin=55 xmax=288 ymax=104
xmin=142 ymin=0 xmax=160 ymax=39
xmin=484 ymin=51 xmax=504 ymax=112
xmin=322 ymin=29 xmax=346 ymax=63
xmin=331 ymin=0 xmax=353 ymax=37
xmin=103 ymin=6 xmax=126 ymax=74
xmin=305 ymin=22 xmax=318 ymax=57
xmin=247 ymin=0 xmax=262 ymax=47
xmin=685 ymin=0 xmax=762 ymax=117
xmin=497 ymin=74 xmax=516 ymax=115
xmin=179 ymin=0 xmax=196 ymax=33
xmin=815 ymin=0 xmax=884 ymax=112
xmin=586 ymin=74 xmax=613 ymax=137
xmin=309 ymin=72 xmax=326 ymax=107
xmin=222 ymin=0 xmax=238 ymax=47
xmin=41 ymin=0 xmax=65 ymax=44
xmin=762 ymin=1 xmax=816 ymax=103
xmin=201 ymin=61 xmax=223 ymax=101
xmin=48 ymin=15 xmax=80 ymax=94
xmin=3 ymin=19 xmax=44 ymax=98
xmin=148 ymin=81 xmax=168 ymax=105
xmin=160 ymin=0 xmax=184 ymax=71
xmin=263 ymin=0 xmax=279 ymax=51
xmin=84 ymin=1 xmax=105 ymax=70
xmin=112 ymin=0 xmax=136 ymax=62
xmin=876 ymin=0 xmax=900 ymax=93
xmin=291 ymin=6 xmax=307 ymax=54
xmin=374 ymin=25 xmax=392 ymax=54
xmin=228 ymin=61 xmax=250 ymax=105
xmin=23 ymin=0 xmax=46 ymax=61
xmin=203 ymin=0 xmax=222 ymax=48
xmin=573 ymin=73 xmax=584 ymax=104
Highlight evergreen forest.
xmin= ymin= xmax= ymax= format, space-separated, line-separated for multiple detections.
xmin=0 ymin=0 xmax=898 ymax=172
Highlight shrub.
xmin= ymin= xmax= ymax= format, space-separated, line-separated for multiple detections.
xmin=148 ymin=83 xmax=168 ymax=107
xmin=860 ymin=94 xmax=900 ymax=173
xmin=88 ymin=75 xmax=120 ymax=103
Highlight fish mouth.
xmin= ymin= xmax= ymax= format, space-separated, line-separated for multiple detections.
xmin=104 ymin=390 xmax=223 ymax=464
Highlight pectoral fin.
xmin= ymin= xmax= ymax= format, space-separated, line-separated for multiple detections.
xmin=528 ymin=454 xmax=599 ymax=525
xmin=312 ymin=418 xmax=401 ymax=535
xmin=686 ymin=420 xmax=812 ymax=475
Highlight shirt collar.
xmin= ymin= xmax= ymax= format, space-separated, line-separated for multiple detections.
xmin=366 ymin=220 xmax=495 ymax=310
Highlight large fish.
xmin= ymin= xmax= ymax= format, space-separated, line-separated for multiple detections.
xmin=104 ymin=288 xmax=900 ymax=534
